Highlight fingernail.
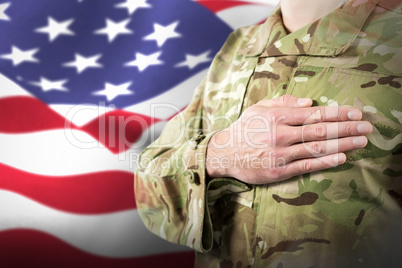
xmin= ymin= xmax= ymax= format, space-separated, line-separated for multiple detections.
xmin=348 ymin=110 xmax=362 ymax=120
xmin=334 ymin=154 xmax=346 ymax=164
xmin=357 ymin=122 xmax=372 ymax=134
xmin=297 ymin=98 xmax=311 ymax=106
xmin=353 ymin=136 xmax=367 ymax=147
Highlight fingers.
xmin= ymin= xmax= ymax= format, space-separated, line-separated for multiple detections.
xmin=256 ymin=96 xmax=363 ymax=125
xmin=255 ymin=97 xmax=364 ymax=127
xmin=289 ymin=106 xmax=362 ymax=125
xmin=283 ymin=136 xmax=368 ymax=163
xmin=282 ymin=106 xmax=363 ymax=125
xmin=257 ymin=95 xmax=313 ymax=108
xmin=288 ymin=121 xmax=373 ymax=144
xmin=272 ymin=153 xmax=347 ymax=182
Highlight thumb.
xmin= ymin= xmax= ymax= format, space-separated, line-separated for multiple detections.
xmin=257 ymin=94 xmax=312 ymax=108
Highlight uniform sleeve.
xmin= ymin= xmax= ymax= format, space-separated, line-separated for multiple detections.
xmin=134 ymin=26 xmax=256 ymax=253
xmin=134 ymin=76 xmax=214 ymax=252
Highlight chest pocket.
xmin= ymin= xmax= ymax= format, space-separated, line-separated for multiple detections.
xmin=284 ymin=66 xmax=402 ymax=202
xmin=287 ymin=67 xmax=402 ymax=144
xmin=204 ymin=59 xmax=257 ymax=132
xmin=265 ymin=67 xmax=402 ymax=253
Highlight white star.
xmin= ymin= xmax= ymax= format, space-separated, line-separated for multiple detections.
xmin=175 ymin=51 xmax=212 ymax=69
xmin=115 ymin=0 xmax=151 ymax=15
xmin=0 ymin=2 xmax=11 ymax=21
xmin=63 ymin=53 xmax=103 ymax=74
xmin=125 ymin=51 xmax=163 ymax=72
xmin=35 ymin=17 xmax=75 ymax=42
xmin=94 ymin=18 xmax=133 ymax=42
xmin=144 ymin=21 xmax=181 ymax=47
xmin=0 ymin=46 xmax=39 ymax=66
xmin=30 ymin=77 xmax=68 ymax=92
xmin=93 ymin=82 xmax=133 ymax=101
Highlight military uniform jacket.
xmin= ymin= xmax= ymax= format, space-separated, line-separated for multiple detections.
xmin=135 ymin=0 xmax=402 ymax=267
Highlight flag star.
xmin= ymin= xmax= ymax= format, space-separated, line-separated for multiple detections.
xmin=115 ymin=0 xmax=151 ymax=15
xmin=63 ymin=53 xmax=103 ymax=74
xmin=30 ymin=77 xmax=68 ymax=92
xmin=94 ymin=18 xmax=133 ymax=42
xmin=35 ymin=17 xmax=75 ymax=42
xmin=0 ymin=2 xmax=11 ymax=21
xmin=125 ymin=51 xmax=163 ymax=72
xmin=93 ymin=82 xmax=134 ymax=101
xmin=144 ymin=21 xmax=181 ymax=47
xmin=0 ymin=46 xmax=39 ymax=66
xmin=175 ymin=51 xmax=212 ymax=69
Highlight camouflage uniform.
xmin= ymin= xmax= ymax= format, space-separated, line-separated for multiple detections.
xmin=135 ymin=0 xmax=402 ymax=267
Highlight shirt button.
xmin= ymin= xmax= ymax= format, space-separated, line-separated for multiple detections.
xmin=184 ymin=170 xmax=199 ymax=185
xmin=257 ymin=241 xmax=267 ymax=250
xmin=188 ymin=132 xmax=205 ymax=150
xmin=188 ymin=139 xmax=198 ymax=149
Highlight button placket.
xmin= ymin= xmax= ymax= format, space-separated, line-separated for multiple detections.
xmin=188 ymin=132 xmax=206 ymax=150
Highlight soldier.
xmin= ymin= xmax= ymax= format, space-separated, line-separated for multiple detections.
xmin=135 ymin=0 xmax=402 ymax=267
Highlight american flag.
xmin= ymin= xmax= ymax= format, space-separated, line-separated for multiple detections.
xmin=0 ymin=0 xmax=278 ymax=267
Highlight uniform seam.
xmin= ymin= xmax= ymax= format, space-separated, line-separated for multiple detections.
xmin=237 ymin=56 xmax=259 ymax=116
xmin=377 ymin=3 xmax=402 ymax=14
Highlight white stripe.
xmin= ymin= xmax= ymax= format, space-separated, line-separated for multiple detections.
xmin=0 ymin=190 xmax=191 ymax=257
xmin=0 ymin=74 xmax=107 ymax=127
xmin=0 ymin=122 xmax=167 ymax=176
xmin=124 ymin=69 xmax=208 ymax=120
xmin=216 ymin=4 xmax=276 ymax=30
xmin=0 ymin=69 xmax=203 ymax=125
xmin=0 ymin=73 xmax=32 ymax=98
xmin=49 ymin=103 xmax=113 ymax=127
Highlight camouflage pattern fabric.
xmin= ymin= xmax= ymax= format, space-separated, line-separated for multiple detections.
xmin=135 ymin=0 xmax=402 ymax=267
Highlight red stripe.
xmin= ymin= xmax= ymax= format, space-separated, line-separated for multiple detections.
xmin=0 ymin=229 xmax=195 ymax=268
xmin=196 ymin=0 xmax=253 ymax=13
xmin=166 ymin=105 xmax=187 ymax=121
xmin=0 ymin=96 xmax=162 ymax=154
xmin=0 ymin=96 xmax=74 ymax=132
xmin=0 ymin=163 xmax=136 ymax=214
xmin=80 ymin=110 xmax=160 ymax=154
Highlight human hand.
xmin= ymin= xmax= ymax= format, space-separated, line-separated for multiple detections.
xmin=206 ymin=95 xmax=373 ymax=184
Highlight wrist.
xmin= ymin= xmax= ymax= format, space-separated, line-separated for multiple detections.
xmin=205 ymin=131 xmax=231 ymax=178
